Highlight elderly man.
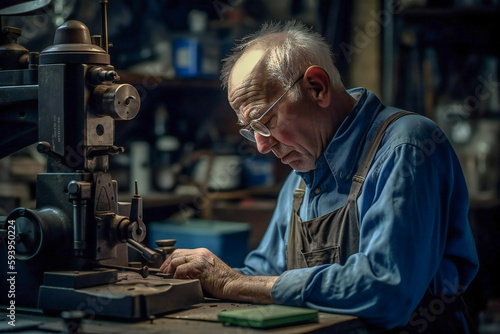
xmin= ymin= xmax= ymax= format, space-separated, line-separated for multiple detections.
xmin=160 ymin=21 xmax=478 ymax=332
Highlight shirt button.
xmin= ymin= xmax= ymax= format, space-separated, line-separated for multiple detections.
xmin=314 ymin=187 xmax=321 ymax=195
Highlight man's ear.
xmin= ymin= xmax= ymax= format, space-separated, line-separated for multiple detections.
xmin=304 ymin=66 xmax=331 ymax=108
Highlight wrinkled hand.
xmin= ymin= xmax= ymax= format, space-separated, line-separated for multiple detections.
xmin=159 ymin=248 xmax=241 ymax=300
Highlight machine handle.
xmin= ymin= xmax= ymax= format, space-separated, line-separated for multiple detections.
xmin=87 ymin=145 xmax=124 ymax=159
xmin=127 ymin=238 xmax=159 ymax=263
xmin=37 ymin=141 xmax=65 ymax=164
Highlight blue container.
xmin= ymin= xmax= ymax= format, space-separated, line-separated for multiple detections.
xmin=172 ymin=38 xmax=201 ymax=78
xmin=148 ymin=219 xmax=250 ymax=267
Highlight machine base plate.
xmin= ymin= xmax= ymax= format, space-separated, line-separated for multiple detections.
xmin=38 ymin=271 xmax=204 ymax=319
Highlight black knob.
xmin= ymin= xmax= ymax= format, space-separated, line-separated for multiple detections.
xmin=36 ymin=142 xmax=65 ymax=163
xmin=68 ymin=181 xmax=80 ymax=195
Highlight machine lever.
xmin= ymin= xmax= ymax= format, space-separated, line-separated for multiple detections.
xmin=87 ymin=145 xmax=124 ymax=159
xmin=37 ymin=141 xmax=64 ymax=163
xmin=127 ymin=238 xmax=159 ymax=263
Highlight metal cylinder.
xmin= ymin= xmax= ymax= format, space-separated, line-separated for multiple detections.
xmin=93 ymin=83 xmax=141 ymax=120
xmin=4 ymin=207 xmax=69 ymax=260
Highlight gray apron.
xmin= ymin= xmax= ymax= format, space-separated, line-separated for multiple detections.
xmin=287 ymin=111 xmax=413 ymax=269
xmin=285 ymin=110 xmax=477 ymax=333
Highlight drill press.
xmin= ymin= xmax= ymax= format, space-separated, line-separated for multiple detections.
xmin=0 ymin=0 xmax=203 ymax=319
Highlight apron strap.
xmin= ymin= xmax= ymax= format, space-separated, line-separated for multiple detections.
xmin=293 ymin=180 xmax=307 ymax=213
xmin=287 ymin=110 xmax=413 ymax=269
xmin=348 ymin=111 xmax=414 ymax=203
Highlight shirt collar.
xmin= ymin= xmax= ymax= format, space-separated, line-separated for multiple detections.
xmin=296 ymin=88 xmax=384 ymax=187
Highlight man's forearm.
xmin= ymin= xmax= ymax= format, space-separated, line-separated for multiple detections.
xmin=160 ymin=248 xmax=280 ymax=304
xmin=224 ymin=275 xmax=279 ymax=304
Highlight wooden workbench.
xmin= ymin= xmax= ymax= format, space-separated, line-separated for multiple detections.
xmin=1 ymin=300 xmax=369 ymax=334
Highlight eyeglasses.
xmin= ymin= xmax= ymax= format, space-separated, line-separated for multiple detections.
xmin=239 ymin=74 xmax=304 ymax=142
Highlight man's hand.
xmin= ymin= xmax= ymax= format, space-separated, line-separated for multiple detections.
xmin=160 ymin=248 xmax=239 ymax=299
xmin=159 ymin=248 xmax=278 ymax=303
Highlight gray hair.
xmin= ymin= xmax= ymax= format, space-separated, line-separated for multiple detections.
xmin=220 ymin=20 xmax=344 ymax=100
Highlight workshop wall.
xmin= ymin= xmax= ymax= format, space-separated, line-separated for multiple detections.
xmin=1 ymin=0 xmax=380 ymax=199
xmin=0 ymin=1 xmax=358 ymax=203
xmin=383 ymin=1 xmax=500 ymax=331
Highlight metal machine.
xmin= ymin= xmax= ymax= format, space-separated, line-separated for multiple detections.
xmin=0 ymin=0 xmax=203 ymax=319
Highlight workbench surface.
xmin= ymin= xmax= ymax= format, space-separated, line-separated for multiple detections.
xmin=1 ymin=300 xmax=369 ymax=334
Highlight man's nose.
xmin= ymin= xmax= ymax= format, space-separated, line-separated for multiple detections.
xmin=255 ymin=133 xmax=276 ymax=154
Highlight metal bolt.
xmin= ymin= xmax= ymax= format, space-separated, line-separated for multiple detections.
xmin=125 ymin=95 xmax=136 ymax=106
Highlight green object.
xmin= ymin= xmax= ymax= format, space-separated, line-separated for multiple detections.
xmin=218 ymin=305 xmax=319 ymax=328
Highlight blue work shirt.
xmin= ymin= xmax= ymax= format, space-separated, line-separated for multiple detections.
xmin=236 ymin=88 xmax=479 ymax=328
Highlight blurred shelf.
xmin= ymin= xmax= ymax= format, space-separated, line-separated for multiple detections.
xmin=398 ymin=5 xmax=500 ymax=55
xmin=117 ymin=72 xmax=222 ymax=90
xmin=401 ymin=4 xmax=500 ymax=20
xmin=120 ymin=184 xmax=282 ymax=210
xmin=469 ymin=198 xmax=500 ymax=210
